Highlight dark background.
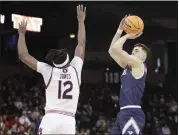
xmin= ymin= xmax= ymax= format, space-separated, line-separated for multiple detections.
xmin=0 ymin=1 xmax=178 ymax=135
xmin=0 ymin=2 xmax=178 ymax=87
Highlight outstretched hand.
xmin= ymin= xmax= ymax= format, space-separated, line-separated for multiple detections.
xmin=18 ymin=20 xmax=27 ymax=34
xmin=77 ymin=5 xmax=86 ymax=22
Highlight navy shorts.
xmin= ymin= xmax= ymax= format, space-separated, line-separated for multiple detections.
xmin=111 ymin=108 xmax=145 ymax=135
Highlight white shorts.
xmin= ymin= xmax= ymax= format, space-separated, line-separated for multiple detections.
xmin=38 ymin=113 xmax=76 ymax=134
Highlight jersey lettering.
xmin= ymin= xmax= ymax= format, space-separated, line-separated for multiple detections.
xmin=58 ymin=80 xmax=73 ymax=99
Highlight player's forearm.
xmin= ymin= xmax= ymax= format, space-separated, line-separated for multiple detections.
xmin=109 ymin=34 xmax=128 ymax=53
xmin=18 ymin=33 xmax=29 ymax=57
xmin=110 ymin=29 xmax=123 ymax=47
xmin=78 ymin=21 xmax=86 ymax=47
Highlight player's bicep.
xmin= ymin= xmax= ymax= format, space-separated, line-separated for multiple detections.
xmin=19 ymin=54 xmax=37 ymax=71
xmin=108 ymin=50 xmax=127 ymax=69
xmin=119 ymin=51 xmax=141 ymax=66
xmin=110 ymin=49 xmax=141 ymax=67
xmin=74 ymin=44 xmax=85 ymax=61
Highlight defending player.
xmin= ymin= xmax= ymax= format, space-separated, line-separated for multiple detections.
xmin=109 ymin=15 xmax=150 ymax=135
xmin=17 ymin=5 xmax=86 ymax=134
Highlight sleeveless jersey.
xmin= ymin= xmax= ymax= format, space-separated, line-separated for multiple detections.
xmin=45 ymin=66 xmax=80 ymax=114
xmin=120 ymin=63 xmax=147 ymax=107
xmin=37 ymin=56 xmax=83 ymax=115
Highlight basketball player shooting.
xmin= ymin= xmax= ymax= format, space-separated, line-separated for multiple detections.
xmin=17 ymin=5 xmax=86 ymax=134
xmin=109 ymin=15 xmax=150 ymax=135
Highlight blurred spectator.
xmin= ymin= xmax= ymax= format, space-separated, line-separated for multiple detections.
xmin=0 ymin=74 xmax=177 ymax=135
xmin=162 ymin=124 xmax=171 ymax=135
xmin=18 ymin=111 xmax=31 ymax=126
xmin=14 ymin=97 xmax=23 ymax=110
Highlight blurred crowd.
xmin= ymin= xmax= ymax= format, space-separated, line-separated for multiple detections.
xmin=0 ymin=74 xmax=177 ymax=135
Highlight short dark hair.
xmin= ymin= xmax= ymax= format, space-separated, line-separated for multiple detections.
xmin=134 ymin=43 xmax=150 ymax=61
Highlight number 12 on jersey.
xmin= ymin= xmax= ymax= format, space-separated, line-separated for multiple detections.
xmin=58 ymin=81 xmax=73 ymax=99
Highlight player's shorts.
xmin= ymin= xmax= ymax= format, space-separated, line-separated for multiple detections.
xmin=111 ymin=106 xmax=145 ymax=135
xmin=38 ymin=110 xmax=76 ymax=134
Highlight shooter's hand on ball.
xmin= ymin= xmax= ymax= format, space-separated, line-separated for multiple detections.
xmin=18 ymin=20 xmax=27 ymax=34
xmin=119 ymin=15 xmax=129 ymax=30
xmin=126 ymin=30 xmax=143 ymax=39
xmin=77 ymin=5 xmax=86 ymax=22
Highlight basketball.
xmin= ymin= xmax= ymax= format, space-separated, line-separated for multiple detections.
xmin=122 ymin=15 xmax=144 ymax=34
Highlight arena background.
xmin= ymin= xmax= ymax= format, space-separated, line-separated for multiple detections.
xmin=0 ymin=1 xmax=178 ymax=135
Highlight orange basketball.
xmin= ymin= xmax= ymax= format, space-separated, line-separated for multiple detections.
xmin=122 ymin=15 xmax=144 ymax=34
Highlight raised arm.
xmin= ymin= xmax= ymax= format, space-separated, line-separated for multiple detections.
xmin=74 ymin=5 xmax=86 ymax=61
xmin=109 ymin=28 xmax=143 ymax=68
xmin=18 ymin=20 xmax=37 ymax=71
xmin=108 ymin=15 xmax=127 ymax=68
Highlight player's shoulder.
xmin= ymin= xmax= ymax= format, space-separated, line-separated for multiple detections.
xmin=37 ymin=61 xmax=52 ymax=73
xmin=38 ymin=61 xmax=51 ymax=67
xmin=71 ymin=56 xmax=83 ymax=63
xmin=70 ymin=56 xmax=83 ymax=67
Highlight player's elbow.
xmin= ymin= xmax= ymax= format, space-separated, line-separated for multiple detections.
xmin=108 ymin=48 xmax=116 ymax=58
xmin=19 ymin=52 xmax=26 ymax=58
xmin=109 ymin=47 xmax=123 ymax=56
xmin=108 ymin=48 xmax=112 ymax=55
xmin=19 ymin=53 xmax=29 ymax=61
xmin=108 ymin=46 xmax=116 ymax=54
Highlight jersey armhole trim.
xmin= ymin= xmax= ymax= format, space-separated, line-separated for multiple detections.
xmin=45 ymin=67 xmax=53 ymax=89
xmin=71 ymin=66 xmax=80 ymax=87
xmin=133 ymin=64 xmax=145 ymax=80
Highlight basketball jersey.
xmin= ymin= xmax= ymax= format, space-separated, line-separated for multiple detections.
xmin=120 ymin=63 xmax=147 ymax=107
xmin=37 ymin=56 xmax=83 ymax=115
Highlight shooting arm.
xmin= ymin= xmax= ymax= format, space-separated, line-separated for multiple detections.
xmin=110 ymin=29 xmax=123 ymax=46
xmin=74 ymin=21 xmax=86 ymax=61
xmin=109 ymin=35 xmax=141 ymax=67
xmin=18 ymin=33 xmax=37 ymax=71
xmin=108 ymin=29 xmax=127 ymax=68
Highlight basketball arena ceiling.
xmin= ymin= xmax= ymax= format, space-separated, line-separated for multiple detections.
xmin=1 ymin=2 xmax=178 ymax=41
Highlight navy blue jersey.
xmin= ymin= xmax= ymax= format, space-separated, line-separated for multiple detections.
xmin=120 ymin=63 xmax=147 ymax=107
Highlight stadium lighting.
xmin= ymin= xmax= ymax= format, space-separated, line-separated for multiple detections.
xmin=69 ymin=34 xmax=75 ymax=38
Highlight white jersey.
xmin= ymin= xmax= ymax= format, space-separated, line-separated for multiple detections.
xmin=37 ymin=56 xmax=83 ymax=115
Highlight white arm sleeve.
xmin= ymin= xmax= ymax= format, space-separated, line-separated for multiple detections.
xmin=70 ymin=56 xmax=83 ymax=84
xmin=37 ymin=61 xmax=52 ymax=85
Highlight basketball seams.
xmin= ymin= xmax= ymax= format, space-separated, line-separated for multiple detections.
xmin=123 ymin=20 xmax=138 ymax=31
xmin=135 ymin=16 xmax=140 ymax=30
xmin=136 ymin=16 xmax=144 ymax=31
xmin=126 ymin=18 xmax=140 ymax=30
xmin=123 ymin=23 xmax=138 ymax=33
xmin=123 ymin=24 xmax=138 ymax=31
xmin=123 ymin=15 xmax=144 ymax=34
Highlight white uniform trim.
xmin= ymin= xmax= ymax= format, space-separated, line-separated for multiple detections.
xmin=122 ymin=117 xmax=140 ymax=135
xmin=53 ymin=54 xmax=69 ymax=67
xmin=134 ymin=64 xmax=145 ymax=79
xmin=120 ymin=105 xmax=141 ymax=110
xmin=70 ymin=56 xmax=83 ymax=85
